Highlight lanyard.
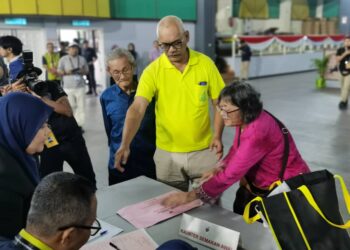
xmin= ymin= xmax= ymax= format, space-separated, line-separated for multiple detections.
xmin=68 ymin=56 xmax=80 ymax=69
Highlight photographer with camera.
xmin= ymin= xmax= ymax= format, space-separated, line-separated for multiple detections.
xmin=2 ymin=53 xmax=96 ymax=187
xmin=58 ymin=43 xmax=89 ymax=131
xmin=0 ymin=36 xmax=23 ymax=84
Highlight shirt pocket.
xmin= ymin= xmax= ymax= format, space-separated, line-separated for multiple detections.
xmin=192 ymin=82 xmax=209 ymax=107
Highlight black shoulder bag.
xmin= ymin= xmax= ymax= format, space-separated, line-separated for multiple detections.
xmin=233 ymin=111 xmax=289 ymax=216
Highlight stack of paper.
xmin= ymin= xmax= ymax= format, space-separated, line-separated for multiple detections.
xmin=117 ymin=191 xmax=203 ymax=228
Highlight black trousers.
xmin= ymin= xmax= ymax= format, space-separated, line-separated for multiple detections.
xmin=40 ymin=135 xmax=96 ymax=187
xmin=87 ymin=64 xmax=96 ymax=93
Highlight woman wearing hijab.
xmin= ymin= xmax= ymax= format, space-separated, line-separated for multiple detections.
xmin=0 ymin=92 xmax=53 ymax=238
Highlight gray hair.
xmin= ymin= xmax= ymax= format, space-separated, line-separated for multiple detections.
xmin=156 ymin=15 xmax=185 ymax=39
xmin=26 ymin=172 xmax=96 ymax=237
xmin=106 ymin=47 xmax=135 ymax=67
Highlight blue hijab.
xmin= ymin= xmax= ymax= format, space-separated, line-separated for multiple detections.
xmin=0 ymin=92 xmax=53 ymax=184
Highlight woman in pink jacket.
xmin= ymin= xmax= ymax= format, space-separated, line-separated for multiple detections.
xmin=162 ymin=82 xmax=310 ymax=212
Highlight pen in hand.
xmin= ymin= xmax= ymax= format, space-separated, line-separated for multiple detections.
xmin=109 ymin=242 xmax=121 ymax=250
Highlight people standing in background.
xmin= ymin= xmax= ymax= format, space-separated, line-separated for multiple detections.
xmin=73 ymin=38 xmax=82 ymax=55
xmin=336 ymin=36 xmax=350 ymax=110
xmin=58 ymin=43 xmax=89 ymax=131
xmin=82 ymin=40 xmax=98 ymax=96
xmin=0 ymin=36 xmax=23 ymax=83
xmin=0 ymin=92 xmax=52 ymax=238
xmin=101 ymin=48 xmax=156 ymax=185
xmin=149 ymin=40 xmax=162 ymax=62
xmin=115 ymin=16 xmax=225 ymax=191
xmin=127 ymin=42 xmax=139 ymax=82
xmin=59 ymin=41 xmax=68 ymax=58
xmin=215 ymin=56 xmax=235 ymax=85
xmin=238 ymin=39 xmax=252 ymax=81
xmin=42 ymin=42 xmax=61 ymax=82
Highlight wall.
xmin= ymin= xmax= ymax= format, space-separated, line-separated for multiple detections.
xmin=248 ymin=0 xmax=293 ymax=34
xmin=110 ymin=0 xmax=196 ymax=21
xmin=339 ymin=0 xmax=350 ymax=34
xmin=225 ymin=51 xmax=323 ymax=78
xmin=196 ymin=0 xmax=216 ymax=58
xmin=0 ymin=0 xmax=110 ymax=17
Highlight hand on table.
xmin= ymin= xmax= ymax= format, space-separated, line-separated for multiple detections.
xmin=161 ymin=191 xmax=197 ymax=208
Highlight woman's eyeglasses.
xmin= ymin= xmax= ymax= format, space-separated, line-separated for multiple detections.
xmin=216 ymin=105 xmax=240 ymax=119
xmin=58 ymin=219 xmax=102 ymax=236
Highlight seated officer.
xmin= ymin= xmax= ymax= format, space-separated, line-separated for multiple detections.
xmin=0 ymin=172 xmax=97 ymax=250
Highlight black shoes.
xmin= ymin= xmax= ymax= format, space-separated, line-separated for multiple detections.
xmin=338 ymin=101 xmax=348 ymax=110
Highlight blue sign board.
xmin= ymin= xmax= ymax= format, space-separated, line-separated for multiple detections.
xmin=72 ymin=20 xmax=90 ymax=27
xmin=5 ymin=18 xmax=27 ymax=25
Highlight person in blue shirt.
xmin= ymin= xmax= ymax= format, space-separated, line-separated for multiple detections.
xmin=100 ymin=48 xmax=156 ymax=185
xmin=0 ymin=36 xmax=24 ymax=83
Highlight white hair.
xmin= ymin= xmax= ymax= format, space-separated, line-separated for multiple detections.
xmin=156 ymin=15 xmax=185 ymax=39
xmin=106 ymin=48 xmax=135 ymax=67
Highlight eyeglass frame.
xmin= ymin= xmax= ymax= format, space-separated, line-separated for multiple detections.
xmin=216 ymin=105 xmax=240 ymax=118
xmin=158 ymin=36 xmax=186 ymax=51
xmin=111 ymin=65 xmax=133 ymax=78
xmin=58 ymin=218 xmax=102 ymax=236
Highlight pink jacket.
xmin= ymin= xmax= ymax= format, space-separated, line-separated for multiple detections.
xmin=202 ymin=111 xmax=310 ymax=198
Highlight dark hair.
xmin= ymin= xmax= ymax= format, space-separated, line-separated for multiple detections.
xmin=0 ymin=36 xmax=23 ymax=55
xmin=218 ymin=81 xmax=263 ymax=124
xmin=26 ymin=172 xmax=96 ymax=237
xmin=214 ymin=56 xmax=229 ymax=74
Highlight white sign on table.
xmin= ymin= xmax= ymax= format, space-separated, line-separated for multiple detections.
xmin=179 ymin=214 xmax=240 ymax=250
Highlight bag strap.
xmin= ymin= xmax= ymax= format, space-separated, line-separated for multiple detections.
xmin=297 ymin=175 xmax=350 ymax=229
xmin=264 ymin=110 xmax=289 ymax=181
xmin=243 ymin=196 xmax=263 ymax=224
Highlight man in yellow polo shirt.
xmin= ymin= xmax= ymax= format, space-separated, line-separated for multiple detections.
xmin=0 ymin=172 xmax=97 ymax=250
xmin=115 ymin=15 xmax=225 ymax=191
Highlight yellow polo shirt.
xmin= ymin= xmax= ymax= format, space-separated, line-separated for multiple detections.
xmin=136 ymin=49 xmax=225 ymax=152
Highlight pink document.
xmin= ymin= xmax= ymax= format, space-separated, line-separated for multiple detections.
xmin=117 ymin=191 xmax=202 ymax=228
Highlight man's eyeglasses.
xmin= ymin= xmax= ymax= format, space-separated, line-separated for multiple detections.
xmin=112 ymin=66 xmax=132 ymax=78
xmin=158 ymin=38 xmax=184 ymax=51
xmin=58 ymin=219 xmax=102 ymax=236
xmin=216 ymin=105 xmax=240 ymax=118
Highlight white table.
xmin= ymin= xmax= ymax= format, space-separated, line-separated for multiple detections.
xmin=96 ymin=176 xmax=277 ymax=250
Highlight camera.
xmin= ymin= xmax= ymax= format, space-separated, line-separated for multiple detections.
xmin=17 ymin=50 xmax=48 ymax=96
xmin=71 ymin=68 xmax=81 ymax=74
